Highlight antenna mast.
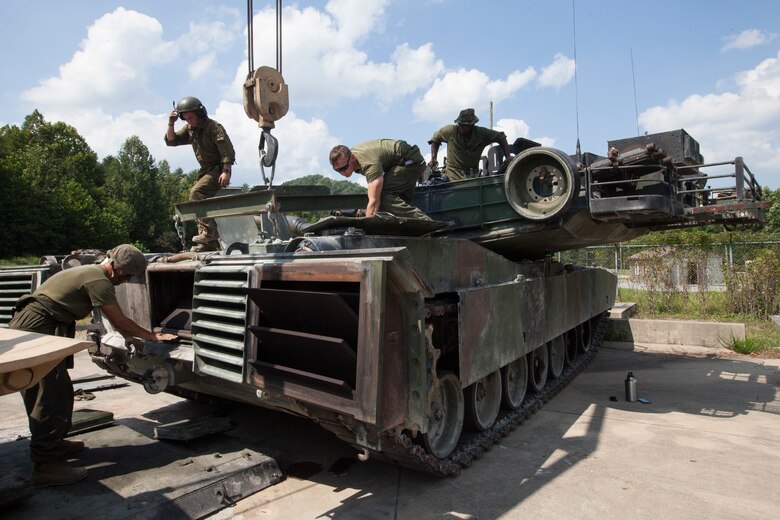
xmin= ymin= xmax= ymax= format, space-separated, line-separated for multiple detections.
xmin=572 ymin=0 xmax=581 ymax=162
xmin=631 ymin=47 xmax=640 ymax=136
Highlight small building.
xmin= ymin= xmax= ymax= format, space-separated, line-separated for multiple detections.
xmin=628 ymin=246 xmax=724 ymax=288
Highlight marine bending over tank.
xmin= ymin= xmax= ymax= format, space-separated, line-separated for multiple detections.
xmin=329 ymin=140 xmax=431 ymax=220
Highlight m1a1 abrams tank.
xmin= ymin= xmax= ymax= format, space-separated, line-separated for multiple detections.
xmin=1 ymin=130 xmax=767 ymax=476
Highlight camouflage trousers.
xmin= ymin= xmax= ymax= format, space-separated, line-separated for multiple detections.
xmin=380 ymin=160 xmax=432 ymax=220
xmin=9 ymin=307 xmax=74 ymax=463
xmin=189 ymin=171 xmax=220 ymax=239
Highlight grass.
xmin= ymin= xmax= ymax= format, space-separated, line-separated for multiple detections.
xmin=0 ymin=256 xmax=40 ymax=267
xmin=617 ymin=288 xmax=780 ymax=356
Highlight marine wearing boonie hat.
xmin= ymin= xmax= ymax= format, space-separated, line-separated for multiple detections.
xmin=454 ymin=108 xmax=479 ymax=126
xmin=107 ymin=244 xmax=147 ymax=276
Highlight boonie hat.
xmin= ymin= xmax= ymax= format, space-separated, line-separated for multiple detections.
xmin=107 ymin=244 xmax=147 ymax=276
xmin=454 ymin=108 xmax=479 ymax=125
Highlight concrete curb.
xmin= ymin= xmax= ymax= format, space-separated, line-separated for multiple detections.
xmin=606 ymin=318 xmax=745 ymax=347
xmin=602 ymin=341 xmax=734 ymax=358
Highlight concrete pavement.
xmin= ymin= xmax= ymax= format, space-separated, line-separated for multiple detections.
xmin=1 ymin=343 xmax=778 ymax=519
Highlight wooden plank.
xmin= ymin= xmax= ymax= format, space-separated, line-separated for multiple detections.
xmin=0 ymin=328 xmax=92 ymax=373
xmin=0 ymin=328 xmax=93 ymax=396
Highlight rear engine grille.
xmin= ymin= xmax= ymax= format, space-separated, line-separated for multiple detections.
xmin=247 ymin=281 xmax=360 ymax=397
xmin=0 ymin=269 xmax=47 ymax=327
xmin=191 ymin=266 xmax=251 ymax=382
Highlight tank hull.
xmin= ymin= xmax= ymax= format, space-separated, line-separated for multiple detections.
xmin=85 ymin=235 xmax=614 ymax=474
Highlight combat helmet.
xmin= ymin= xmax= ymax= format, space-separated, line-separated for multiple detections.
xmin=176 ymin=96 xmax=208 ymax=119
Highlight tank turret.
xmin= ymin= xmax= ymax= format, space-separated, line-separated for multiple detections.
xmin=410 ymin=129 xmax=767 ymax=259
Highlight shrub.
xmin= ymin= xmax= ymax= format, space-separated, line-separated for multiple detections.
xmin=725 ymin=248 xmax=780 ymax=318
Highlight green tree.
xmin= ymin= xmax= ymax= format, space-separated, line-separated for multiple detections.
xmin=103 ymin=136 xmax=168 ymax=250
xmin=283 ymin=174 xmax=366 ymax=195
xmin=281 ymin=174 xmax=366 ymax=222
xmin=0 ymin=111 xmax=118 ymax=256
xmin=762 ymin=187 xmax=780 ymax=233
xmin=155 ymin=160 xmax=199 ymax=251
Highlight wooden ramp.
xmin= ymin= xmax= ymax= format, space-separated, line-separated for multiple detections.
xmin=0 ymin=328 xmax=92 ymax=396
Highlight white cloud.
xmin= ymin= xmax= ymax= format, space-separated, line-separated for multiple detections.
xmin=537 ymin=53 xmax=575 ymax=90
xmin=16 ymin=1 xmax=575 ymax=189
xmin=21 ymin=8 xmax=175 ymax=111
xmin=495 ymin=118 xmax=555 ymax=148
xmin=412 ymin=67 xmax=536 ymax=123
xmin=188 ymin=54 xmax=217 ymax=80
xmin=722 ymin=29 xmax=777 ymax=52
xmin=174 ymin=21 xmax=238 ymax=80
xmin=236 ymin=1 xmax=441 ymax=107
xmin=211 ymin=102 xmax=339 ymax=186
xmin=639 ymin=51 xmax=780 ymax=183
xmin=325 ymin=0 xmax=389 ymax=38
xmin=20 ymin=7 xmax=240 ymax=113
xmin=495 ymin=118 xmax=530 ymax=141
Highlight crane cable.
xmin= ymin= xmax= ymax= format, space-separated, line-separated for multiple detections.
xmin=247 ymin=0 xmax=283 ymax=75
xmin=276 ymin=0 xmax=282 ymax=74
xmin=247 ymin=0 xmax=254 ymax=74
xmin=247 ymin=0 xmax=284 ymax=185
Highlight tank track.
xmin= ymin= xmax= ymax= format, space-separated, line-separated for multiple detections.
xmin=320 ymin=313 xmax=606 ymax=477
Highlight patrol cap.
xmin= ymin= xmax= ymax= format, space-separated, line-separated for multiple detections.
xmin=454 ymin=108 xmax=479 ymax=125
xmin=107 ymin=244 xmax=147 ymax=276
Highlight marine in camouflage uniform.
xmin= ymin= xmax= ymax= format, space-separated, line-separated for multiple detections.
xmin=428 ymin=108 xmax=511 ymax=181
xmin=166 ymin=96 xmax=236 ymax=251
xmin=329 ymin=139 xmax=431 ymax=220
xmin=9 ymin=245 xmax=176 ymax=486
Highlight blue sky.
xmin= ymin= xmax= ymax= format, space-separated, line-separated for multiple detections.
xmin=1 ymin=0 xmax=779 ymax=189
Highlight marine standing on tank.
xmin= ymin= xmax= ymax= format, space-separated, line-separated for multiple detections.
xmin=166 ymin=96 xmax=236 ymax=252
xmin=9 ymin=245 xmax=178 ymax=486
xmin=329 ymin=139 xmax=431 ymax=220
xmin=428 ymin=108 xmax=512 ymax=181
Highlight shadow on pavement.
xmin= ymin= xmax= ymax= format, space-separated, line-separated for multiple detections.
xmin=2 ymin=347 xmax=777 ymax=519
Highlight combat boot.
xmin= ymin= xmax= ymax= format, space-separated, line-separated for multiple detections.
xmin=192 ymin=233 xmax=219 ymax=245
xmin=190 ymin=241 xmax=220 ymax=253
xmin=55 ymin=439 xmax=85 ymax=458
xmin=32 ymin=462 xmax=88 ymax=487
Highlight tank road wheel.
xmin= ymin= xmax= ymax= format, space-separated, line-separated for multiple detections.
xmin=565 ymin=329 xmax=578 ymax=367
xmin=464 ymin=370 xmax=502 ymax=431
xmin=501 ymin=356 xmax=528 ymax=410
xmin=547 ymin=335 xmax=565 ymax=380
xmin=528 ymin=345 xmax=549 ymax=393
xmin=504 ymin=147 xmax=580 ymax=222
xmin=422 ymin=371 xmax=464 ymax=459
xmin=578 ymin=319 xmax=593 ymax=353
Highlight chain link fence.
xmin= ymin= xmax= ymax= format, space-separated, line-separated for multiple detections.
xmin=558 ymin=241 xmax=780 ymax=293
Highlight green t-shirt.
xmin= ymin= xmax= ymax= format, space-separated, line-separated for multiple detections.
xmin=430 ymin=125 xmax=506 ymax=179
xmin=165 ymin=118 xmax=236 ymax=176
xmin=32 ymin=264 xmax=118 ymax=323
xmin=352 ymin=139 xmax=417 ymax=183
